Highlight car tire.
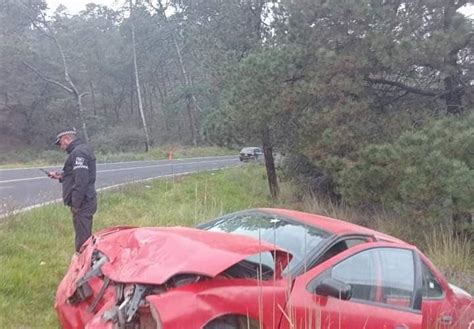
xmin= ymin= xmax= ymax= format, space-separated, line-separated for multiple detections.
xmin=204 ymin=317 xmax=238 ymax=329
xmin=205 ymin=321 xmax=236 ymax=329
xmin=204 ymin=315 xmax=259 ymax=329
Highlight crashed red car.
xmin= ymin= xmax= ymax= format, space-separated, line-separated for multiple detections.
xmin=55 ymin=208 xmax=473 ymax=329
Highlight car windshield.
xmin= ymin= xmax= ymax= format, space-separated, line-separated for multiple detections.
xmin=240 ymin=147 xmax=256 ymax=153
xmin=198 ymin=210 xmax=331 ymax=274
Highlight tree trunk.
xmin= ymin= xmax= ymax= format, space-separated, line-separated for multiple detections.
xmin=155 ymin=75 xmax=170 ymax=133
xmin=444 ymin=76 xmax=463 ymax=115
xmin=154 ymin=1 xmax=200 ymax=145
xmin=130 ymin=76 xmax=135 ymax=115
xmin=54 ymin=34 xmax=90 ymax=142
xmin=130 ymin=0 xmax=150 ymax=152
xmin=443 ymin=1 xmax=465 ymax=115
xmin=262 ymin=128 xmax=279 ymax=199
xmin=89 ymin=81 xmax=97 ymax=116
xmin=177 ymin=117 xmax=184 ymax=142
xmin=148 ymin=86 xmax=155 ymax=114
xmin=76 ymin=91 xmax=89 ymax=142
xmin=186 ymin=95 xmax=197 ymax=146
xmin=172 ymin=32 xmax=199 ymax=146
xmin=112 ymin=86 xmax=125 ymax=121
xmin=443 ymin=54 xmax=464 ymax=115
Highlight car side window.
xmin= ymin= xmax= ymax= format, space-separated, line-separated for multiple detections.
xmin=328 ymin=248 xmax=416 ymax=310
xmin=379 ymin=248 xmax=415 ymax=309
xmin=421 ymin=262 xmax=443 ymax=298
xmin=331 ymin=249 xmax=378 ymax=301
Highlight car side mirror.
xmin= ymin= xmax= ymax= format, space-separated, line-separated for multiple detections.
xmin=315 ymin=278 xmax=352 ymax=300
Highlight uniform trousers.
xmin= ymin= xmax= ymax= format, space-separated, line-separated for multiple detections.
xmin=72 ymin=198 xmax=97 ymax=252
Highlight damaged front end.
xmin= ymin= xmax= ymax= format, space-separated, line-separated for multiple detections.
xmin=57 ymin=249 xmax=207 ymax=329
xmin=55 ymin=226 xmax=291 ymax=329
xmin=102 ymin=274 xmax=205 ymax=329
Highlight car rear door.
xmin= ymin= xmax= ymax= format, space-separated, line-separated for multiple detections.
xmin=282 ymin=243 xmax=423 ymax=329
xmin=419 ymin=255 xmax=471 ymax=329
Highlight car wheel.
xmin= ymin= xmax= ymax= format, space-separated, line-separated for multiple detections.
xmin=204 ymin=315 xmax=259 ymax=329
xmin=205 ymin=320 xmax=236 ymax=329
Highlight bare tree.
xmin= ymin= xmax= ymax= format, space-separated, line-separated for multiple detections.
xmin=20 ymin=3 xmax=90 ymax=141
xmin=129 ymin=0 xmax=151 ymax=151
xmin=149 ymin=0 xmax=200 ymax=146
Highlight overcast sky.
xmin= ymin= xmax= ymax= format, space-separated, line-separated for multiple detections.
xmin=46 ymin=0 xmax=472 ymax=17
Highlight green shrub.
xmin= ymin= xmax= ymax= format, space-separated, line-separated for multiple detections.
xmin=340 ymin=116 xmax=474 ymax=224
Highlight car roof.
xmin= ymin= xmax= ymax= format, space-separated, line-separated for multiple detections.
xmin=258 ymin=208 xmax=407 ymax=245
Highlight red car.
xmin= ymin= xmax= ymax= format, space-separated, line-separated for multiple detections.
xmin=55 ymin=208 xmax=473 ymax=329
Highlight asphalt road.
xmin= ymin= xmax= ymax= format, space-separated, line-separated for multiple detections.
xmin=0 ymin=156 xmax=240 ymax=217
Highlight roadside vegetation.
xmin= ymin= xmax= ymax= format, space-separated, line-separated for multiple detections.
xmin=0 ymin=165 xmax=472 ymax=328
xmin=0 ymin=145 xmax=236 ymax=168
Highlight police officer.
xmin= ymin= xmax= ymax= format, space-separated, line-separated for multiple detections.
xmin=48 ymin=129 xmax=97 ymax=253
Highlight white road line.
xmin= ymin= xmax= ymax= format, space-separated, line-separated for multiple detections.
xmin=97 ymin=158 xmax=230 ymax=173
xmin=0 ymin=166 xmax=232 ymax=219
xmin=0 ymin=176 xmax=48 ymax=183
xmin=0 ymin=159 xmax=235 ymax=184
xmin=0 ymin=155 xmax=236 ymax=171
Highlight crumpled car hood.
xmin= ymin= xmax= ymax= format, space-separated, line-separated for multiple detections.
xmin=56 ymin=226 xmax=292 ymax=329
xmin=92 ymin=226 xmax=290 ymax=285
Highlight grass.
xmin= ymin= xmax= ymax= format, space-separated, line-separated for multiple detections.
xmin=424 ymin=229 xmax=473 ymax=291
xmin=0 ymin=164 xmax=472 ymax=328
xmin=0 ymin=145 xmax=237 ymax=168
xmin=0 ymin=150 xmax=65 ymax=168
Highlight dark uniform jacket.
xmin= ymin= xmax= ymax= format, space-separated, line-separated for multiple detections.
xmin=61 ymin=138 xmax=97 ymax=208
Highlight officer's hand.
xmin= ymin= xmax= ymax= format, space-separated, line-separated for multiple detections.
xmin=71 ymin=207 xmax=79 ymax=214
xmin=48 ymin=171 xmax=62 ymax=180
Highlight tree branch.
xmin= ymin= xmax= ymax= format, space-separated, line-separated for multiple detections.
xmin=366 ymin=76 xmax=440 ymax=97
xmin=19 ymin=1 xmax=79 ymax=96
xmin=79 ymin=91 xmax=90 ymax=100
xmin=22 ymin=61 xmax=73 ymax=93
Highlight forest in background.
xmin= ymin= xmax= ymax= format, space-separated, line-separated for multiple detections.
xmin=0 ymin=0 xmax=472 ymax=232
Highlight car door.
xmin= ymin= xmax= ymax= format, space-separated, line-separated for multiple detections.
xmin=419 ymin=254 xmax=470 ymax=329
xmin=282 ymin=243 xmax=423 ymax=329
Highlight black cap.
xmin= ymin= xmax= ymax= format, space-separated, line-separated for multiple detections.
xmin=54 ymin=128 xmax=76 ymax=145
